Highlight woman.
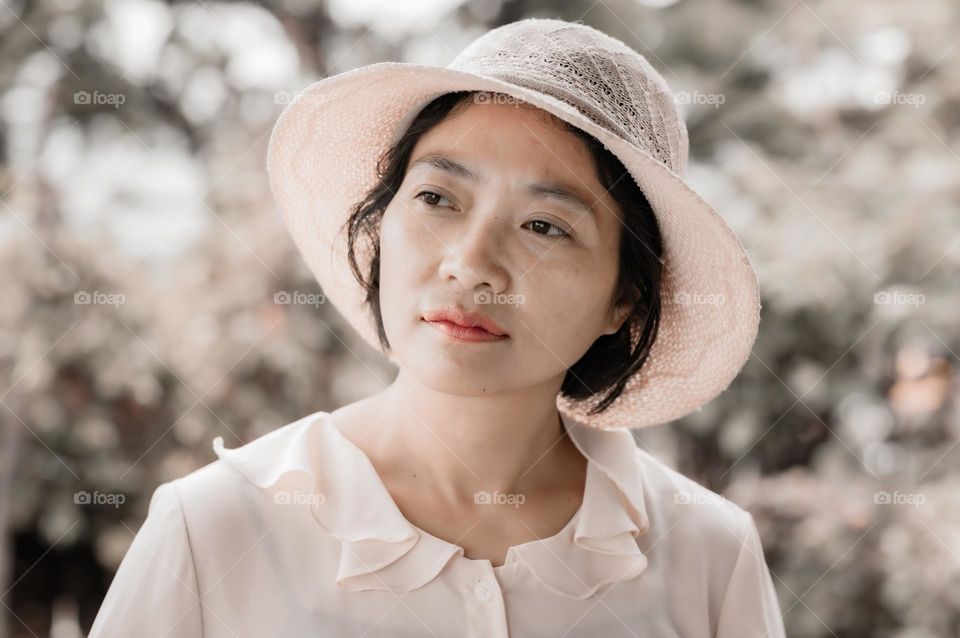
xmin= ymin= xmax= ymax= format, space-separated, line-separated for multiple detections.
xmin=89 ymin=18 xmax=785 ymax=638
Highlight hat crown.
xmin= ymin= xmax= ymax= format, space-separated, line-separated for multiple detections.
xmin=449 ymin=18 xmax=689 ymax=176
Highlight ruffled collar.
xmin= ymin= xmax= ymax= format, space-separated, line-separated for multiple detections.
xmin=212 ymin=409 xmax=651 ymax=599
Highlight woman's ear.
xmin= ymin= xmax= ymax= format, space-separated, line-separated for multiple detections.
xmin=603 ymin=300 xmax=631 ymax=336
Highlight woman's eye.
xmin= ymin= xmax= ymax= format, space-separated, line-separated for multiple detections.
xmin=414 ymin=192 xmax=570 ymax=240
xmin=524 ymin=219 xmax=572 ymax=239
xmin=414 ymin=190 xmax=453 ymax=208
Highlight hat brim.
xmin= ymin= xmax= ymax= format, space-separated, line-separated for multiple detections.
xmin=266 ymin=62 xmax=761 ymax=430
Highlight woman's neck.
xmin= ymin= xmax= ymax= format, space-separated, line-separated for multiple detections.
xmin=336 ymin=375 xmax=585 ymax=508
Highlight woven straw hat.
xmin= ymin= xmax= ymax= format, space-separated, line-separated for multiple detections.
xmin=266 ymin=18 xmax=761 ymax=430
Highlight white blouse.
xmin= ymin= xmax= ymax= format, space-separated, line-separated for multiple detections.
xmin=88 ymin=409 xmax=786 ymax=637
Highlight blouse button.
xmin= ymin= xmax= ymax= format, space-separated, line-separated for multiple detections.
xmin=474 ymin=579 xmax=495 ymax=602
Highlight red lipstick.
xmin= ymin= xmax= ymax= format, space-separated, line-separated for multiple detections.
xmin=422 ymin=307 xmax=508 ymax=342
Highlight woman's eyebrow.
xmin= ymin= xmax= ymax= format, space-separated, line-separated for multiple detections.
xmin=410 ymin=154 xmax=477 ymax=180
xmin=409 ymin=153 xmax=598 ymax=219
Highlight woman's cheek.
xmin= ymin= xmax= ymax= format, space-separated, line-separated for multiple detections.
xmin=381 ymin=208 xmax=420 ymax=270
xmin=390 ymin=203 xmax=445 ymax=253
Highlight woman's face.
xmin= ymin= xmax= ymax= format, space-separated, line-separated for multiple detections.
xmin=378 ymin=98 xmax=630 ymax=397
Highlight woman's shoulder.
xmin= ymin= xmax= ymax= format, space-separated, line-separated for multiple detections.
xmin=626 ymin=446 xmax=782 ymax=635
xmin=166 ymin=411 xmax=335 ymax=530
xmin=630 ymin=444 xmax=755 ymax=549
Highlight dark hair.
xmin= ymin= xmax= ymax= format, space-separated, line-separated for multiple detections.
xmin=344 ymin=91 xmax=663 ymax=416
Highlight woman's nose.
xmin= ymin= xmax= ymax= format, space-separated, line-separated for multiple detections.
xmin=437 ymin=216 xmax=509 ymax=294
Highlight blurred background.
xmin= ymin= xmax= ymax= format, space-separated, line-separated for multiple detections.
xmin=1 ymin=0 xmax=958 ymax=636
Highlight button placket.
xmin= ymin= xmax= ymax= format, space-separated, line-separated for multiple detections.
xmin=474 ymin=579 xmax=495 ymax=601
xmin=461 ymin=561 xmax=509 ymax=638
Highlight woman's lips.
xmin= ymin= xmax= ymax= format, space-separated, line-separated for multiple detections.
xmin=422 ymin=319 xmax=510 ymax=342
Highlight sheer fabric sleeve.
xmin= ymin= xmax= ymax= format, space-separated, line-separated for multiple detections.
xmin=714 ymin=513 xmax=786 ymax=638
xmin=87 ymin=481 xmax=203 ymax=637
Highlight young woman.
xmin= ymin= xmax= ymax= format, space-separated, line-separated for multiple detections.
xmin=89 ymin=18 xmax=785 ymax=638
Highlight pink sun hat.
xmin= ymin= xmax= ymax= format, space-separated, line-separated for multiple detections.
xmin=265 ymin=18 xmax=761 ymax=430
